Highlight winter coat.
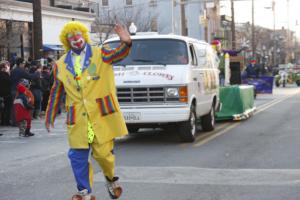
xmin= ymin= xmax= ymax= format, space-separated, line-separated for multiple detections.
xmin=30 ymin=71 xmax=42 ymax=90
xmin=10 ymin=67 xmax=38 ymax=92
xmin=14 ymin=93 xmax=33 ymax=122
xmin=0 ymin=71 xmax=11 ymax=97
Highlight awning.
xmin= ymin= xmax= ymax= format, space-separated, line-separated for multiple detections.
xmin=43 ymin=44 xmax=64 ymax=51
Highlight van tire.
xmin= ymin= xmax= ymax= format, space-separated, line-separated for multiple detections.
xmin=178 ymin=105 xmax=197 ymax=143
xmin=201 ymin=106 xmax=215 ymax=132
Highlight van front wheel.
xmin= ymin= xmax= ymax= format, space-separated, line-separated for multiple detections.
xmin=178 ymin=105 xmax=197 ymax=143
xmin=127 ymin=126 xmax=139 ymax=133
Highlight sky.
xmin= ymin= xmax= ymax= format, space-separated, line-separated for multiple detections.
xmin=220 ymin=0 xmax=300 ymax=35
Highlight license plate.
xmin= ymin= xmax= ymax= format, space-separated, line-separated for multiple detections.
xmin=123 ymin=112 xmax=141 ymax=121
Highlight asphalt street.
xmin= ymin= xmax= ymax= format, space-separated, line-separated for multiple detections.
xmin=1 ymin=86 xmax=300 ymax=200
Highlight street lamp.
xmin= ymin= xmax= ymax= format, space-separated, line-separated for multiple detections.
xmin=264 ymin=0 xmax=276 ymax=67
xmin=171 ymin=0 xmax=175 ymax=34
xmin=129 ymin=22 xmax=137 ymax=35
xmin=277 ymin=48 xmax=281 ymax=65
xmin=262 ymin=45 xmax=266 ymax=69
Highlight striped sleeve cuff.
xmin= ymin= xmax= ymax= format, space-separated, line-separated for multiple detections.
xmin=45 ymin=65 xmax=65 ymax=126
xmin=101 ymin=42 xmax=131 ymax=64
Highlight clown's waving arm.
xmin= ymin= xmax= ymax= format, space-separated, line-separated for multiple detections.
xmin=101 ymin=24 xmax=132 ymax=64
xmin=45 ymin=64 xmax=65 ymax=132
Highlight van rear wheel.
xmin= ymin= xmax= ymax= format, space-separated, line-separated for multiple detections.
xmin=178 ymin=105 xmax=196 ymax=143
xmin=201 ymin=106 xmax=215 ymax=132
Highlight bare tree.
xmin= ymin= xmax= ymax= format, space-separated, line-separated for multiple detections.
xmin=92 ymin=6 xmax=160 ymax=44
xmin=92 ymin=12 xmax=116 ymax=45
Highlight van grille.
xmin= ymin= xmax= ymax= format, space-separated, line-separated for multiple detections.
xmin=117 ymin=87 xmax=181 ymax=104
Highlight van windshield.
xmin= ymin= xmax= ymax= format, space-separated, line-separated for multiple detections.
xmin=105 ymin=39 xmax=189 ymax=65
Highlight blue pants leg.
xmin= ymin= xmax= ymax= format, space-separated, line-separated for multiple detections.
xmin=68 ymin=148 xmax=92 ymax=193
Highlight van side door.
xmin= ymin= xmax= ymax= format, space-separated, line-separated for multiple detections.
xmin=194 ymin=43 xmax=212 ymax=116
xmin=188 ymin=43 xmax=201 ymax=113
xmin=190 ymin=43 xmax=206 ymax=117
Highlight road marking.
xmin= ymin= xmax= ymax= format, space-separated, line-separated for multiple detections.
xmin=195 ymin=122 xmax=230 ymax=142
xmin=94 ymin=166 xmax=300 ymax=186
xmin=193 ymin=122 xmax=241 ymax=147
xmin=179 ymin=122 xmax=230 ymax=148
xmin=192 ymin=91 xmax=300 ymax=148
xmin=0 ymin=141 xmax=27 ymax=144
xmin=255 ymin=93 xmax=296 ymax=115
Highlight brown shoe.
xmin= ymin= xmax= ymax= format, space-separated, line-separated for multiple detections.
xmin=105 ymin=176 xmax=122 ymax=199
xmin=71 ymin=189 xmax=95 ymax=200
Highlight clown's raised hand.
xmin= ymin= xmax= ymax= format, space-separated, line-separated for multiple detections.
xmin=114 ymin=24 xmax=131 ymax=46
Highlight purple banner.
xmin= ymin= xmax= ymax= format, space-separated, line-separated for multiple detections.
xmin=242 ymin=76 xmax=274 ymax=94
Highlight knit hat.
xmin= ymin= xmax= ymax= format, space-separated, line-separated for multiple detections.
xmin=19 ymin=79 xmax=30 ymax=88
xmin=17 ymin=83 xmax=26 ymax=93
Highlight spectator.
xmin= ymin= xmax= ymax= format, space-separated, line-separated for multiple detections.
xmin=47 ymin=57 xmax=55 ymax=70
xmin=30 ymin=63 xmax=43 ymax=119
xmin=246 ymin=60 xmax=259 ymax=78
xmin=10 ymin=57 xmax=38 ymax=97
xmin=10 ymin=57 xmax=38 ymax=125
xmin=28 ymin=62 xmax=37 ymax=74
xmin=14 ymin=83 xmax=34 ymax=137
xmin=0 ymin=61 xmax=12 ymax=126
xmin=41 ymin=66 xmax=51 ymax=113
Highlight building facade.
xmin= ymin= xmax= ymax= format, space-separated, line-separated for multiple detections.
xmin=0 ymin=0 xmax=95 ymax=61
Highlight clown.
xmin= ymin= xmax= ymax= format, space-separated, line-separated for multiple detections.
xmin=45 ymin=21 xmax=131 ymax=200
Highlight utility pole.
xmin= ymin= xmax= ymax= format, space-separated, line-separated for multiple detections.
xmin=272 ymin=0 xmax=276 ymax=66
xmin=6 ymin=21 xmax=12 ymax=61
xmin=204 ymin=2 xmax=208 ymax=42
xmin=231 ymin=0 xmax=236 ymax=50
xmin=251 ymin=0 xmax=255 ymax=59
xmin=50 ymin=0 xmax=55 ymax=7
xmin=180 ymin=0 xmax=187 ymax=36
xmin=32 ymin=0 xmax=43 ymax=60
xmin=286 ymin=0 xmax=290 ymax=63
xmin=171 ymin=0 xmax=175 ymax=34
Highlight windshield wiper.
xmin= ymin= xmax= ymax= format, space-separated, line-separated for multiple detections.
xmin=132 ymin=59 xmax=166 ymax=66
xmin=113 ymin=64 xmax=126 ymax=67
xmin=132 ymin=59 xmax=154 ymax=63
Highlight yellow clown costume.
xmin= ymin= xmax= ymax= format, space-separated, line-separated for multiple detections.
xmin=45 ymin=21 xmax=130 ymax=196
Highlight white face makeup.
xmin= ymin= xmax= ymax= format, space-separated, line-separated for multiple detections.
xmin=67 ymin=31 xmax=86 ymax=50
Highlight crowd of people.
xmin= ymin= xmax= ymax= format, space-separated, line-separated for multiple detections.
xmin=0 ymin=57 xmax=54 ymax=137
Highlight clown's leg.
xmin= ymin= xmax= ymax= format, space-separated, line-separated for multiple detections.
xmin=91 ymin=140 xmax=122 ymax=199
xmin=91 ymin=141 xmax=115 ymax=179
xmin=68 ymin=149 xmax=95 ymax=199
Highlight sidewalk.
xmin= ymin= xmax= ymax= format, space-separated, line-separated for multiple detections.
xmin=0 ymin=113 xmax=67 ymax=138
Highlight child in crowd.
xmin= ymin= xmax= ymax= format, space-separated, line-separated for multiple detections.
xmin=14 ymin=83 xmax=35 ymax=137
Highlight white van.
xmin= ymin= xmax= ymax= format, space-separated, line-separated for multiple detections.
xmin=105 ymin=34 xmax=220 ymax=142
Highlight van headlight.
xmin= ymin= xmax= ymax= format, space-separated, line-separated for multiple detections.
xmin=166 ymin=88 xmax=179 ymax=97
xmin=165 ymin=86 xmax=188 ymax=102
